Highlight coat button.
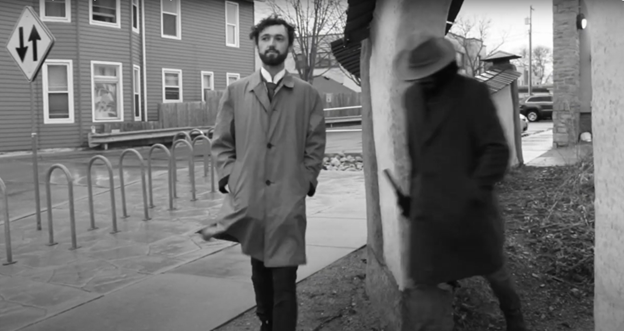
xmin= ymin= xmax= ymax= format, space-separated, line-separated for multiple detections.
xmin=265 ymin=180 xmax=271 ymax=186
xmin=267 ymin=143 xmax=273 ymax=149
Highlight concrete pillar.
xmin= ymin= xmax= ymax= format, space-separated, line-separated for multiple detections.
xmin=361 ymin=0 xmax=454 ymax=329
xmin=585 ymin=1 xmax=624 ymax=330
xmin=552 ymin=0 xmax=581 ymax=147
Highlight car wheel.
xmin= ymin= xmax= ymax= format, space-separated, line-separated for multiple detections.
xmin=526 ymin=110 xmax=539 ymax=122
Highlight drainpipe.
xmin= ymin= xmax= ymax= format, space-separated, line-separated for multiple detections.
xmin=141 ymin=0 xmax=148 ymax=121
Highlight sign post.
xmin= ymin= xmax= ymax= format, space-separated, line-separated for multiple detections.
xmin=5 ymin=6 xmax=56 ymax=230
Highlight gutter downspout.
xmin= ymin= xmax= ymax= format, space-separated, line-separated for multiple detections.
xmin=141 ymin=0 xmax=148 ymax=122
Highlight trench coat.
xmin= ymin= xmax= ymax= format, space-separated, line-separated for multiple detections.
xmin=210 ymin=70 xmax=326 ymax=268
xmin=404 ymin=74 xmax=510 ymax=285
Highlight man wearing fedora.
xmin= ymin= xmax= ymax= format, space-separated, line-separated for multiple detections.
xmin=393 ymin=36 xmax=528 ymax=331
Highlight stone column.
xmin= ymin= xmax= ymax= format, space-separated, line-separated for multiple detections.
xmin=362 ymin=0 xmax=454 ymax=330
xmin=552 ymin=0 xmax=581 ymax=147
xmin=585 ymin=1 xmax=624 ymax=330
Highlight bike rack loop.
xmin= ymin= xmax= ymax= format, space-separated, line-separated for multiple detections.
xmin=1 ymin=178 xmax=16 ymax=265
xmin=119 ymin=149 xmax=150 ymax=221
xmin=192 ymin=135 xmax=215 ymax=192
xmin=189 ymin=128 xmax=205 ymax=137
xmin=171 ymin=139 xmax=196 ymax=201
xmin=45 ymin=164 xmax=79 ymax=250
xmin=172 ymin=131 xmax=191 ymax=143
xmin=148 ymin=144 xmax=173 ymax=210
xmin=87 ymin=155 xmax=118 ymax=234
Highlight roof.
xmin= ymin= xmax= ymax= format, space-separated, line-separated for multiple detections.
xmin=331 ymin=0 xmax=465 ymax=79
xmin=474 ymin=69 xmax=522 ymax=94
xmin=482 ymin=51 xmax=521 ymax=62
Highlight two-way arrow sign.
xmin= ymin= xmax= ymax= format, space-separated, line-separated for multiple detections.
xmin=6 ymin=6 xmax=55 ymax=82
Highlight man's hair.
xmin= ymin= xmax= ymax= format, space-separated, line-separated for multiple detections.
xmin=249 ymin=14 xmax=295 ymax=46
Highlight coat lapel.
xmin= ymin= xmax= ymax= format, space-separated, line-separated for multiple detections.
xmin=422 ymin=76 xmax=458 ymax=144
xmin=247 ymin=71 xmax=270 ymax=138
xmin=267 ymin=73 xmax=295 ymax=139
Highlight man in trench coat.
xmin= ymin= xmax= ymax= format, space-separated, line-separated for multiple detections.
xmin=393 ymin=36 xmax=528 ymax=331
xmin=198 ymin=15 xmax=326 ymax=331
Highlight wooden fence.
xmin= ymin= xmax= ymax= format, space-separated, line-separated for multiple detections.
xmin=102 ymin=91 xmax=361 ymax=133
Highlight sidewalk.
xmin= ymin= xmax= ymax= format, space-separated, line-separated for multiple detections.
xmin=0 ymin=162 xmax=366 ymax=331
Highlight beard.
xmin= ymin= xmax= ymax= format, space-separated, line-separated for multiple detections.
xmin=259 ymin=49 xmax=288 ymax=66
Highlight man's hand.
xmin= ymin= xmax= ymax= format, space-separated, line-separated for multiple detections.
xmin=307 ymin=183 xmax=316 ymax=197
xmin=219 ymin=176 xmax=230 ymax=194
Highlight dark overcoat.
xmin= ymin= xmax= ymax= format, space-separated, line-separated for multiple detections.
xmin=211 ymin=70 xmax=326 ymax=268
xmin=404 ymin=74 xmax=510 ymax=285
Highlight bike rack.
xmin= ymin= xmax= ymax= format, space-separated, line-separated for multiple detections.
xmin=171 ymin=139 xmax=196 ymax=201
xmin=189 ymin=128 xmax=205 ymax=137
xmin=172 ymin=131 xmax=191 ymax=143
xmin=45 ymin=164 xmax=79 ymax=250
xmin=87 ymin=156 xmax=118 ymax=234
xmin=192 ymin=135 xmax=216 ymax=192
xmin=1 ymin=178 xmax=16 ymax=265
xmin=148 ymin=144 xmax=173 ymax=210
xmin=119 ymin=149 xmax=150 ymax=221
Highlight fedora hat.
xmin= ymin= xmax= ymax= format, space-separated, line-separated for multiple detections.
xmin=394 ymin=36 xmax=457 ymax=81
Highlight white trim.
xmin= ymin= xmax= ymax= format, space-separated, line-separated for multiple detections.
xmin=226 ymin=72 xmax=240 ymax=86
xmin=141 ymin=0 xmax=148 ymax=121
xmin=200 ymin=71 xmax=214 ymax=102
xmin=89 ymin=0 xmax=121 ymax=29
xmin=133 ymin=65 xmax=142 ymax=121
xmin=91 ymin=61 xmax=124 ymax=123
xmin=162 ymin=68 xmax=183 ymax=103
xmin=42 ymin=60 xmax=74 ymax=124
xmin=225 ymin=1 xmax=239 ymax=48
xmin=132 ymin=0 xmax=140 ymax=33
xmin=40 ymin=0 xmax=71 ymax=23
xmin=161 ymin=0 xmax=182 ymax=40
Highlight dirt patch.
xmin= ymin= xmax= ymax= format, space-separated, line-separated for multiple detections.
xmin=215 ymin=161 xmax=594 ymax=331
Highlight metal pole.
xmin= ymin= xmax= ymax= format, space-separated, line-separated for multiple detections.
xmin=148 ymin=144 xmax=173 ymax=210
xmin=1 ymin=178 xmax=16 ymax=265
xmin=528 ymin=5 xmax=533 ymax=96
xmin=87 ymin=156 xmax=118 ymax=233
xmin=119 ymin=149 xmax=150 ymax=221
xmin=30 ymin=82 xmax=42 ymax=231
xmin=45 ymin=164 xmax=78 ymax=249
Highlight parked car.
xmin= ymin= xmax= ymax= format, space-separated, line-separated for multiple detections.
xmin=520 ymin=114 xmax=529 ymax=132
xmin=519 ymin=94 xmax=553 ymax=122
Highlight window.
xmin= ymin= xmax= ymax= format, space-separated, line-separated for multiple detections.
xmin=163 ymin=69 xmax=183 ymax=102
xmin=201 ymin=71 xmax=214 ymax=102
xmin=90 ymin=0 xmax=120 ymax=28
xmin=529 ymin=96 xmax=552 ymax=102
xmin=132 ymin=0 xmax=140 ymax=33
xmin=40 ymin=0 xmax=71 ymax=22
xmin=42 ymin=60 xmax=74 ymax=124
xmin=226 ymin=73 xmax=240 ymax=86
xmin=162 ymin=0 xmax=181 ymax=39
xmin=225 ymin=2 xmax=239 ymax=47
xmin=91 ymin=61 xmax=123 ymax=122
xmin=133 ymin=65 xmax=142 ymax=121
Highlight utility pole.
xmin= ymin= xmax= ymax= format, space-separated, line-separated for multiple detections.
xmin=528 ymin=5 xmax=534 ymax=95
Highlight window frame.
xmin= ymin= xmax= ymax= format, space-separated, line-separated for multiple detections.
xmin=133 ymin=65 xmax=142 ymax=121
xmin=91 ymin=61 xmax=124 ymax=123
xmin=226 ymin=73 xmax=240 ymax=86
xmin=89 ymin=0 xmax=121 ymax=29
xmin=132 ymin=0 xmax=140 ymax=33
xmin=162 ymin=68 xmax=183 ymax=103
xmin=201 ymin=71 xmax=214 ymax=102
xmin=225 ymin=1 xmax=239 ymax=47
xmin=40 ymin=0 xmax=71 ymax=23
xmin=42 ymin=59 xmax=75 ymax=124
xmin=161 ymin=0 xmax=182 ymax=40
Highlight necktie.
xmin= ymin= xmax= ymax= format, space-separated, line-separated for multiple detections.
xmin=266 ymin=82 xmax=277 ymax=102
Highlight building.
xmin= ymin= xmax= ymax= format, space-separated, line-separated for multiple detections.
xmin=551 ymin=0 xmax=592 ymax=146
xmin=446 ymin=32 xmax=487 ymax=77
xmin=0 ymin=0 xmax=255 ymax=153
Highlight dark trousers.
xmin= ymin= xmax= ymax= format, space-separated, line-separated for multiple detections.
xmin=483 ymin=265 xmax=523 ymax=314
xmin=251 ymin=258 xmax=298 ymax=331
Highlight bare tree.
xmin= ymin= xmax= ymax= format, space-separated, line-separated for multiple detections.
xmin=513 ymin=46 xmax=553 ymax=85
xmin=268 ymin=0 xmax=347 ymax=84
xmin=449 ymin=15 xmax=510 ymax=76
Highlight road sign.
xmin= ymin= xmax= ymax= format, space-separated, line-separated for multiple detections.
xmin=5 ymin=6 xmax=55 ymax=82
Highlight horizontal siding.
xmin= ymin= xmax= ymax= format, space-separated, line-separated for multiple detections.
xmin=144 ymin=0 xmax=256 ymax=121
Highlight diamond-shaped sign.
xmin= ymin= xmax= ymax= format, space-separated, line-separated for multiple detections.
xmin=5 ymin=6 xmax=55 ymax=82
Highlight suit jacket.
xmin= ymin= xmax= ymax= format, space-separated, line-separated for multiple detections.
xmin=404 ymin=74 xmax=510 ymax=285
